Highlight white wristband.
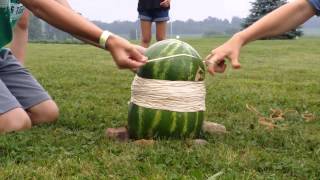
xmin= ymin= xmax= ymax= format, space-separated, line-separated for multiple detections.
xmin=99 ymin=31 xmax=113 ymax=49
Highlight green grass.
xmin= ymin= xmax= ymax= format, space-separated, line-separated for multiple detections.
xmin=0 ymin=37 xmax=319 ymax=179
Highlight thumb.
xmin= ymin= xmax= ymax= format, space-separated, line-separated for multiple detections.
xmin=230 ymin=55 xmax=241 ymax=69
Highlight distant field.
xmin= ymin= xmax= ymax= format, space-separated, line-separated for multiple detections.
xmin=0 ymin=38 xmax=319 ymax=179
xmin=303 ymin=28 xmax=320 ymax=36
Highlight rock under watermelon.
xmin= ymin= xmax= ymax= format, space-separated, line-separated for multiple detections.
xmin=128 ymin=39 xmax=206 ymax=139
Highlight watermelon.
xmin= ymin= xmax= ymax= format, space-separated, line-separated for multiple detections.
xmin=128 ymin=39 xmax=206 ymax=139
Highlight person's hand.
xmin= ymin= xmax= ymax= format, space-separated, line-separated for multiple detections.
xmin=205 ymin=34 xmax=243 ymax=75
xmin=106 ymin=35 xmax=147 ymax=70
xmin=160 ymin=0 xmax=171 ymax=8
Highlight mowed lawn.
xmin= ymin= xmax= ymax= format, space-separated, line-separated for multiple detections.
xmin=0 ymin=37 xmax=319 ymax=179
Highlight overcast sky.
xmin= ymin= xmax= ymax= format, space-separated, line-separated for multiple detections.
xmin=68 ymin=0 xmax=253 ymax=22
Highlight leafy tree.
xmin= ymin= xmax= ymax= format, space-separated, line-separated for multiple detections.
xmin=243 ymin=0 xmax=303 ymax=39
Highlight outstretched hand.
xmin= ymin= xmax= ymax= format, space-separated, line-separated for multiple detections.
xmin=160 ymin=0 xmax=171 ymax=8
xmin=205 ymin=35 xmax=243 ymax=75
xmin=107 ymin=35 xmax=147 ymax=70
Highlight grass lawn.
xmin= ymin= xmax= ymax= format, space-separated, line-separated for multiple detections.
xmin=0 ymin=37 xmax=319 ymax=179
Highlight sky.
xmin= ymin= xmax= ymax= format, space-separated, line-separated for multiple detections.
xmin=68 ymin=0 xmax=253 ymax=23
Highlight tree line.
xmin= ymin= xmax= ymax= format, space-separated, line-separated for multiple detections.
xmin=28 ymin=15 xmax=244 ymax=42
xmin=28 ymin=0 xmax=320 ymax=42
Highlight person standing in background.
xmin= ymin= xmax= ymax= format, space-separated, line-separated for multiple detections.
xmin=138 ymin=0 xmax=171 ymax=48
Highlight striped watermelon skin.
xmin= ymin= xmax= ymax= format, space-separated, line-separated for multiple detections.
xmin=128 ymin=103 xmax=204 ymax=139
xmin=128 ymin=39 xmax=205 ymax=139
xmin=137 ymin=39 xmax=206 ymax=81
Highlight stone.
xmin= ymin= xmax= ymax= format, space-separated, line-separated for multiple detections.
xmin=202 ymin=121 xmax=227 ymax=135
xmin=106 ymin=127 xmax=129 ymax=142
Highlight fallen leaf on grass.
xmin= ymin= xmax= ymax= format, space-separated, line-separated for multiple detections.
xmin=258 ymin=117 xmax=276 ymax=130
xmin=302 ymin=113 xmax=317 ymax=122
xmin=186 ymin=139 xmax=209 ymax=147
xmin=270 ymin=108 xmax=284 ymax=119
xmin=208 ymin=170 xmax=224 ymax=180
xmin=133 ymin=139 xmax=155 ymax=146
xmin=246 ymin=104 xmax=316 ymax=130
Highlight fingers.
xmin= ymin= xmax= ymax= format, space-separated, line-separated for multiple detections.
xmin=123 ymin=58 xmax=146 ymax=69
xmin=129 ymin=47 xmax=148 ymax=63
xmin=205 ymin=50 xmax=241 ymax=75
xmin=114 ymin=54 xmax=146 ymax=70
xmin=230 ymin=56 xmax=241 ymax=69
xmin=205 ymin=53 xmax=226 ymax=75
xmin=160 ymin=0 xmax=170 ymax=7
xmin=134 ymin=45 xmax=147 ymax=55
xmin=107 ymin=36 xmax=148 ymax=70
xmin=114 ymin=47 xmax=147 ymax=70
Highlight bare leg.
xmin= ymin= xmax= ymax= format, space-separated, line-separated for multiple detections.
xmin=155 ymin=21 xmax=167 ymax=41
xmin=27 ymin=100 xmax=59 ymax=125
xmin=140 ymin=20 xmax=152 ymax=48
xmin=0 ymin=108 xmax=32 ymax=133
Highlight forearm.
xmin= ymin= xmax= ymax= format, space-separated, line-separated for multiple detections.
xmin=21 ymin=0 xmax=103 ymax=49
xmin=55 ymin=0 xmax=72 ymax=9
xmin=237 ymin=0 xmax=315 ymax=45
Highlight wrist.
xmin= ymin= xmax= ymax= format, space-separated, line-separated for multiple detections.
xmin=99 ymin=31 xmax=113 ymax=49
xmin=233 ymin=32 xmax=248 ymax=47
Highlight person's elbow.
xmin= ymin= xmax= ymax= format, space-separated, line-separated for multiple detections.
xmin=20 ymin=0 xmax=42 ymax=17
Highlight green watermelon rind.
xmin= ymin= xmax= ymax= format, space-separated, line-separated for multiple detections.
xmin=146 ymin=39 xmax=201 ymax=59
xmin=128 ymin=103 xmax=204 ymax=139
xmin=137 ymin=55 xmax=205 ymax=81
xmin=137 ymin=39 xmax=206 ymax=81
xmin=129 ymin=39 xmax=206 ymax=139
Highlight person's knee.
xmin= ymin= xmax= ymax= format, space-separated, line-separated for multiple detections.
xmin=10 ymin=115 xmax=32 ymax=132
xmin=0 ymin=108 xmax=32 ymax=133
xmin=38 ymin=101 xmax=59 ymax=124
xmin=29 ymin=100 xmax=59 ymax=124
xmin=41 ymin=104 xmax=59 ymax=123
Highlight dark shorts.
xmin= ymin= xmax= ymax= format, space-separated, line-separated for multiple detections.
xmin=309 ymin=0 xmax=320 ymax=15
xmin=0 ymin=48 xmax=51 ymax=114
xmin=138 ymin=9 xmax=170 ymax=22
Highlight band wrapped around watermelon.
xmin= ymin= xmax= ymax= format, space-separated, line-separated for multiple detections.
xmin=128 ymin=39 xmax=206 ymax=139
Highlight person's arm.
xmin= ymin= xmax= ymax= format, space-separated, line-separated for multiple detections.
xmin=20 ymin=0 xmax=147 ymax=69
xmin=10 ymin=10 xmax=29 ymax=63
xmin=55 ymin=0 xmax=72 ymax=9
xmin=160 ymin=0 xmax=171 ymax=7
xmin=206 ymin=0 xmax=316 ymax=75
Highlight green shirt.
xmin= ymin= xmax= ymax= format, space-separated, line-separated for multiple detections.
xmin=0 ymin=0 xmax=25 ymax=49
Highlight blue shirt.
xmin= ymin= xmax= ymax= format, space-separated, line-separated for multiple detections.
xmin=309 ymin=0 xmax=320 ymax=15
